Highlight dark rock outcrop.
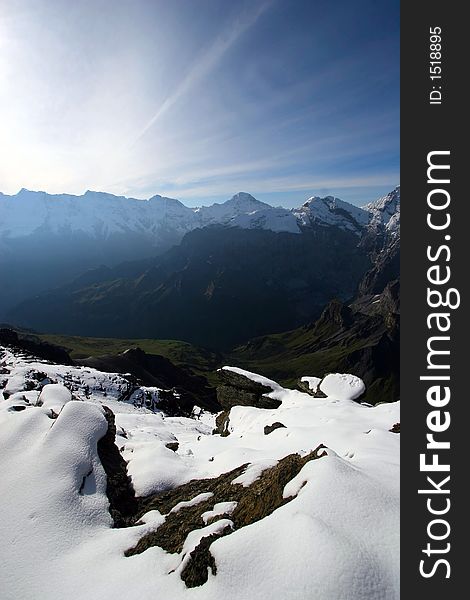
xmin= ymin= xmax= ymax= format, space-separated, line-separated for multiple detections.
xmin=97 ymin=406 xmax=137 ymax=527
xmin=216 ymin=369 xmax=280 ymax=410
xmin=181 ymin=528 xmax=230 ymax=588
xmin=297 ymin=379 xmax=327 ymax=398
xmin=264 ymin=422 xmax=286 ymax=435
xmin=165 ymin=441 xmax=179 ymax=452
xmin=214 ymin=410 xmax=231 ymax=436
xmin=126 ymin=445 xmax=327 ymax=587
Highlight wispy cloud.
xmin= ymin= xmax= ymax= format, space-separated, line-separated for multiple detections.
xmin=132 ymin=0 xmax=273 ymax=144
xmin=0 ymin=0 xmax=398 ymax=207
xmin=157 ymin=172 xmax=399 ymax=201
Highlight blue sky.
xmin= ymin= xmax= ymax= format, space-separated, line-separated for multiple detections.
xmin=0 ymin=0 xmax=399 ymax=207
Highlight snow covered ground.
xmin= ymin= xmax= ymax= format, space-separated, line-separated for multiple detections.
xmin=0 ymin=346 xmax=399 ymax=599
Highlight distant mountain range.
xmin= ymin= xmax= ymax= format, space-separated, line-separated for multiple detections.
xmin=0 ymin=187 xmax=399 ymax=240
xmin=3 ymin=186 xmax=400 ymax=349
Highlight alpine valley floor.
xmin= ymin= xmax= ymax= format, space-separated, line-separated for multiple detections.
xmin=0 ymin=342 xmax=399 ymax=600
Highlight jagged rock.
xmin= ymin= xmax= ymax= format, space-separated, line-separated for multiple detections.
xmin=310 ymin=299 xmax=353 ymax=336
xmin=264 ymin=422 xmax=286 ymax=435
xmin=180 ymin=528 xmax=230 ymax=588
xmin=214 ymin=410 xmax=231 ymax=436
xmin=216 ymin=369 xmax=281 ymax=410
xmin=297 ymin=379 xmax=327 ymax=398
xmin=358 ymin=235 xmax=400 ymax=297
xmin=389 ymin=422 xmax=400 ymax=433
xmin=97 ymin=406 xmax=137 ymax=527
xmin=126 ymin=444 xmax=327 ymax=587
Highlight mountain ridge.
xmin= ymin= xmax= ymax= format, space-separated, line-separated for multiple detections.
xmin=0 ymin=186 xmax=399 ymax=319
xmin=1 ymin=186 xmax=400 ymax=239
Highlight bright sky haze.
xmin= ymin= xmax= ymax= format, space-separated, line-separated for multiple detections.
xmin=0 ymin=0 xmax=399 ymax=207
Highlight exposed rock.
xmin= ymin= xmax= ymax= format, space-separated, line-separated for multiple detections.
xmin=126 ymin=444 xmax=327 ymax=587
xmin=216 ymin=369 xmax=281 ymax=410
xmin=165 ymin=441 xmax=179 ymax=452
xmin=310 ymin=299 xmax=353 ymax=337
xmin=180 ymin=528 xmax=231 ymax=588
xmin=389 ymin=422 xmax=400 ymax=433
xmin=264 ymin=422 xmax=286 ymax=435
xmin=97 ymin=406 xmax=137 ymax=527
xmin=297 ymin=379 xmax=327 ymax=398
xmin=214 ymin=410 xmax=231 ymax=436
xmin=358 ymin=235 xmax=400 ymax=298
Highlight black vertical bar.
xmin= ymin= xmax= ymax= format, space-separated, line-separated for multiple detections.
xmin=401 ymin=2 xmax=466 ymax=596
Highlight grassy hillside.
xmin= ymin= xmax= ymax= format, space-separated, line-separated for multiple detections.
xmin=39 ymin=334 xmax=223 ymax=387
xmin=38 ymin=296 xmax=399 ymax=406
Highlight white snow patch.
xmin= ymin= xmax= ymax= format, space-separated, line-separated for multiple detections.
xmin=202 ymin=502 xmax=238 ymax=524
xmin=38 ymin=383 xmax=73 ymax=412
xmin=0 ymin=346 xmax=399 ymax=600
xmin=231 ymin=459 xmax=279 ymax=487
xmin=170 ymin=492 xmax=214 ymax=514
xmin=319 ymin=373 xmax=366 ymax=401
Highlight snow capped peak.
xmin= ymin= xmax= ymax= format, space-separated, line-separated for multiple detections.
xmin=303 ymin=194 xmax=333 ymax=206
xmin=194 ymin=192 xmax=270 ymax=227
xmin=225 ymin=192 xmax=268 ymax=209
xmin=294 ymin=195 xmax=370 ymax=234
xmin=229 ymin=191 xmax=257 ymax=202
xmin=364 ymin=185 xmax=400 ymax=213
xmin=0 ymin=186 xmax=401 ymax=240
xmin=364 ymin=186 xmax=400 ymax=232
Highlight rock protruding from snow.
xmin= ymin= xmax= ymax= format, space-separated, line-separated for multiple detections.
xmin=216 ymin=367 xmax=281 ymax=410
xmin=0 ymin=345 xmax=399 ymax=600
xmin=126 ymin=446 xmax=327 ymax=588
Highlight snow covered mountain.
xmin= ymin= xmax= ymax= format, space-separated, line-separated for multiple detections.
xmin=364 ymin=186 xmax=401 ymax=234
xmin=293 ymin=195 xmax=371 ymax=234
xmin=0 ymin=189 xmax=264 ymax=240
xmin=0 ymin=186 xmax=400 ymax=322
xmin=0 ymin=340 xmax=399 ymax=600
xmin=0 ymin=186 xmax=400 ymax=240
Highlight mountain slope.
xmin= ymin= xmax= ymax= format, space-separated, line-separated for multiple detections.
xmin=8 ymin=225 xmax=371 ymax=348
xmin=0 ymin=190 xmax=284 ymax=316
xmin=5 ymin=187 xmax=400 ymax=350
xmin=231 ymin=280 xmax=399 ymax=405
